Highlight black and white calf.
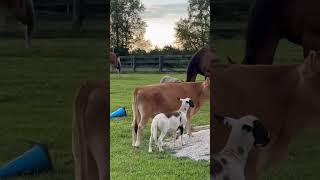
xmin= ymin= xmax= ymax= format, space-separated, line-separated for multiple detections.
xmin=149 ymin=97 xmax=194 ymax=152
xmin=212 ymin=115 xmax=270 ymax=180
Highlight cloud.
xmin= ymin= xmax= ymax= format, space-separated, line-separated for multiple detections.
xmin=142 ymin=2 xmax=188 ymax=20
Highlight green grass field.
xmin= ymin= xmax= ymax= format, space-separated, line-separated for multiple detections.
xmin=0 ymin=38 xmax=105 ymax=180
xmin=110 ymin=73 xmax=210 ymax=179
xmin=214 ymin=39 xmax=320 ymax=180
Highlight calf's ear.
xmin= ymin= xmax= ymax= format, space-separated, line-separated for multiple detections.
xmin=177 ymin=97 xmax=180 ymax=101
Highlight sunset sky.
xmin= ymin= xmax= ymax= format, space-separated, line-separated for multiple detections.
xmin=141 ymin=0 xmax=188 ymax=48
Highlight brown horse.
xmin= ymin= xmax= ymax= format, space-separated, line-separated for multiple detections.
xmin=110 ymin=52 xmax=121 ymax=76
xmin=186 ymin=47 xmax=234 ymax=81
xmin=186 ymin=46 xmax=215 ymax=82
xmin=0 ymin=0 xmax=35 ymax=48
xmin=243 ymin=0 xmax=320 ymax=64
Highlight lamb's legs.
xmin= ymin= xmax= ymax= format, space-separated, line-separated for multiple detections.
xmin=149 ymin=132 xmax=158 ymax=153
xmin=149 ymin=135 xmax=153 ymax=152
xmin=158 ymin=131 xmax=167 ymax=152
xmin=181 ymin=133 xmax=185 ymax=146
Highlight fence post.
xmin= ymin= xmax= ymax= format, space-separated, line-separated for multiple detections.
xmin=132 ymin=56 xmax=136 ymax=72
xmin=159 ymin=55 xmax=163 ymax=72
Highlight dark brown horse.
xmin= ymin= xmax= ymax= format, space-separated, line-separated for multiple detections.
xmin=186 ymin=47 xmax=234 ymax=81
xmin=243 ymin=0 xmax=320 ymax=64
xmin=186 ymin=46 xmax=215 ymax=82
xmin=0 ymin=0 xmax=35 ymax=48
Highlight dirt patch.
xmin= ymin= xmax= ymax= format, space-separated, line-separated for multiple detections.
xmin=164 ymin=127 xmax=210 ymax=161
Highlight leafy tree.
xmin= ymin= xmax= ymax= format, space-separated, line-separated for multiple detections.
xmin=110 ymin=0 xmax=149 ymax=50
xmin=175 ymin=0 xmax=210 ymax=51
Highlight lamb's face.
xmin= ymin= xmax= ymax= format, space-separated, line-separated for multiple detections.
xmin=215 ymin=115 xmax=270 ymax=148
xmin=178 ymin=97 xmax=194 ymax=109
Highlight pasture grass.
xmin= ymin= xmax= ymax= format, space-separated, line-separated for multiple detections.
xmin=214 ymin=38 xmax=320 ymax=180
xmin=0 ymin=38 xmax=105 ymax=180
xmin=110 ymin=73 xmax=210 ymax=179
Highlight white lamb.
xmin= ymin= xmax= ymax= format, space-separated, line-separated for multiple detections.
xmin=212 ymin=114 xmax=270 ymax=180
xmin=149 ymin=97 xmax=194 ymax=152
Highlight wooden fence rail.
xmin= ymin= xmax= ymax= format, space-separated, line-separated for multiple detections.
xmin=119 ymin=55 xmax=192 ymax=72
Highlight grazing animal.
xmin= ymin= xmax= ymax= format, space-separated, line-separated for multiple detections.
xmin=243 ymin=0 xmax=320 ymax=64
xmin=212 ymin=115 xmax=270 ymax=180
xmin=132 ymin=79 xmax=210 ymax=147
xmin=211 ymin=51 xmax=320 ymax=180
xmin=72 ymin=81 xmax=107 ymax=180
xmin=149 ymin=97 xmax=194 ymax=152
xmin=186 ymin=46 xmax=216 ymax=82
xmin=110 ymin=52 xmax=121 ymax=76
xmin=160 ymin=75 xmax=182 ymax=83
xmin=0 ymin=0 xmax=35 ymax=48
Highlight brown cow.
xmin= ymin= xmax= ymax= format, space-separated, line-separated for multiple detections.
xmin=132 ymin=79 xmax=210 ymax=147
xmin=211 ymin=51 xmax=320 ymax=180
xmin=72 ymin=81 xmax=107 ymax=180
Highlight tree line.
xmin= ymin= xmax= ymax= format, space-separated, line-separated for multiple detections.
xmin=110 ymin=0 xmax=209 ymax=55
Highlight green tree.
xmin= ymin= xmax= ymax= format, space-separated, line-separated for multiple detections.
xmin=175 ymin=0 xmax=210 ymax=51
xmin=110 ymin=0 xmax=149 ymax=50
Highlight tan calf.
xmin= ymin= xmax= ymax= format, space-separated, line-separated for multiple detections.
xmin=132 ymin=79 xmax=210 ymax=147
xmin=72 ymin=81 xmax=107 ymax=180
xmin=211 ymin=51 xmax=320 ymax=180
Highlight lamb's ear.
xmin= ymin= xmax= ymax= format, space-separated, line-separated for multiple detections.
xmin=177 ymin=97 xmax=181 ymax=101
xmin=223 ymin=117 xmax=234 ymax=127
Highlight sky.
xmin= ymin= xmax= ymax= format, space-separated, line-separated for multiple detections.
xmin=140 ymin=0 xmax=188 ymax=48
